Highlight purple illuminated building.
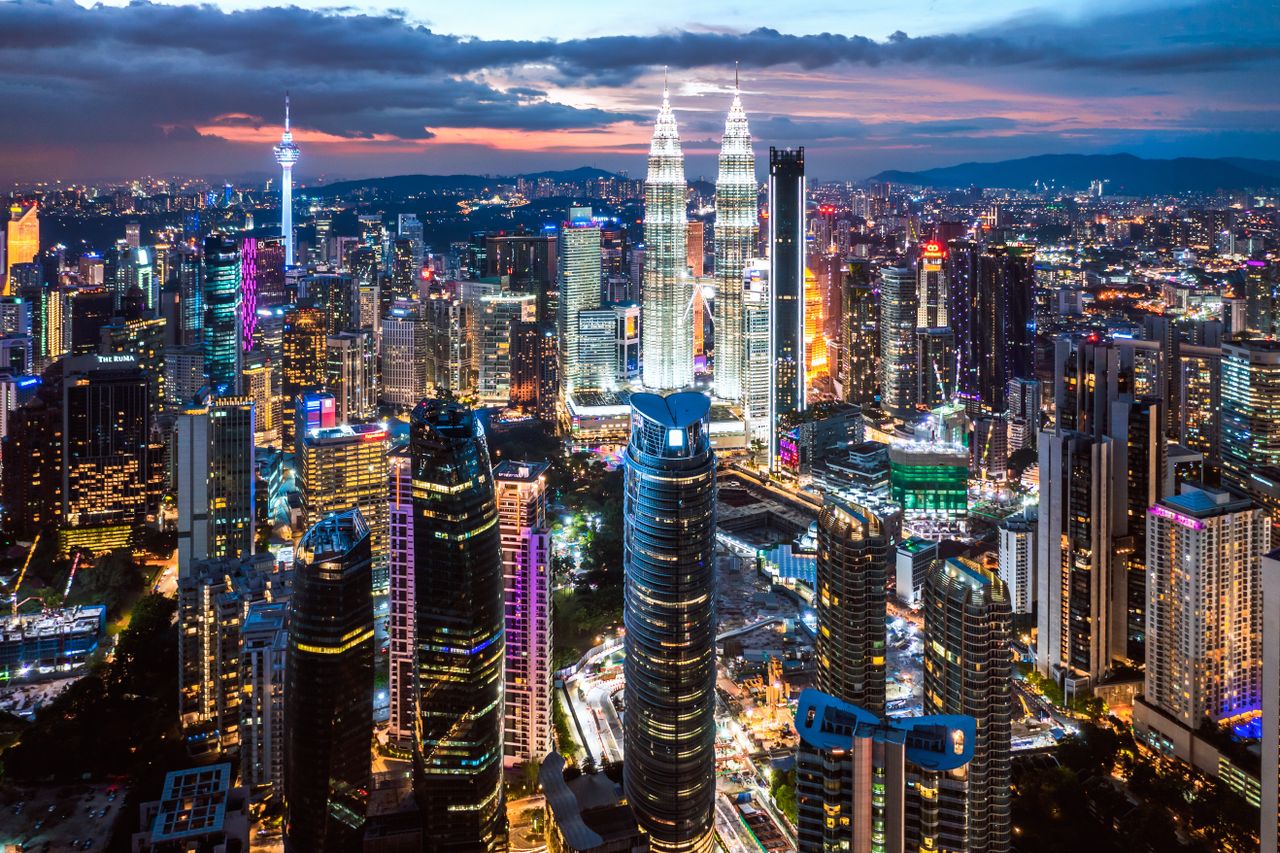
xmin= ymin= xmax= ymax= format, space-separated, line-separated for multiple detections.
xmin=241 ymin=237 xmax=259 ymax=351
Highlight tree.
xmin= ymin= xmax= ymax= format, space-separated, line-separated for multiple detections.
xmin=1009 ymin=446 xmax=1038 ymax=477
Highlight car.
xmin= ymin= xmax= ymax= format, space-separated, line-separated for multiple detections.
xmin=83 ymin=841 xmax=94 ymax=849
xmin=46 ymin=805 xmax=55 ymax=813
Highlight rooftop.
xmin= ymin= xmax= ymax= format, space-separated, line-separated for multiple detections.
xmin=494 ymin=459 xmax=550 ymax=482
xmin=794 ymin=689 xmax=975 ymax=772
xmin=151 ymin=763 xmax=234 ymax=842
xmin=631 ymin=390 xmax=710 ymax=428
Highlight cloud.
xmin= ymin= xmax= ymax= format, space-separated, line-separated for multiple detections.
xmin=0 ymin=0 xmax=1275 ymax=181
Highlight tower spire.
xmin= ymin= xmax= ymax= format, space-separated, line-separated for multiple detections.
xmin=663 ymin=66 xmax=669 ymax=101
xmin=735 ymin=61 xmax=740 ymax=91
xmin=284 ymin=92 xmax=290 ymax=132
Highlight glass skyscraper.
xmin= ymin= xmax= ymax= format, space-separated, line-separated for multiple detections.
xmin=623 ymin=391 xmax=717 ymax=853
xmin=410 ymin=399 xmax=507 ymax=852
xmin=641 ymin=84 xmax=693 ymax=391
xmin=284 ymin=509 xmax=374 ymax=853
xmin=202 ymin=235 xmax=242 ymax=395
xmin=815 ymin=498 xmax=889 ymax=716
xmin=768 ymin=147 xmax=805 ymax=461
xmin=713 ymin=81 xmax=756 ymax=403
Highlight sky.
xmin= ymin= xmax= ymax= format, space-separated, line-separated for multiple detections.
xmin=0 ymin=0 xmax=1276 ymax=184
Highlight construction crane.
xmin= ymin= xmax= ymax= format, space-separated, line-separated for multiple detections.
xmin=11 ymin=532 xmax=41 ymax=616
xmin=63 ymin=552 xmax=83 ymax=598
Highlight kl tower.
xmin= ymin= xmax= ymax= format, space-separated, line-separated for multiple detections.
xmin=273 ymin=94 xmax=301 ymax=267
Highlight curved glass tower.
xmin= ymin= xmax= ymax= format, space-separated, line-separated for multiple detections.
xmin=410 ymin=399 xmax=507 ymax=852
xmin=641 ymin=83 xmax=693 ymax=391
xmin=284 ymin=509 xmax=373 ymax=853
xmin=713 ymin=74 xmax=756 ymax=403
xmin=815 ymin=498 xmax=889 ymax=716
xmin=623 ymin=391 xmax=716 ymax=853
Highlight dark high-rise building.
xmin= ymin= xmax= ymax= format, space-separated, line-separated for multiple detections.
xmin=839 ymin=261 xmax=878 ymax=407
xmin=306 ymin=272 xmax=355 ymax=334
xmin=949 ymin=243 xmax=1034 ymax=413
xmin=923 ymin=557 xmax=1013 ymax=853
xmin=1246 ymin=260 xmax=1279 ymax=339
xmin=485 ymin=229 xmax=558 ymax=322
xmin=916 ymin=327 xmax=956 ymax=408
xmin=410 ymin=400 xmax=507 ymax=852
xmin=60 ymin=354 xmax=157 ymax=553
xmin=284 ymin=509 xmax=374 ymax=853
xmin=623 ymin=391 xmax=717 ymax=853
xmin=1222 ymin=340 xmax=1280 ymax=525
xmin=202 ymin=235 xmax=242 ymax=395
xmin=879 ymin=266 xmax=917 ymax=421
xmin=509 ymin=320 xmax=558 ymax=422
xmin=815 ymin=498 xmax=889 ymax=716
xmin=66 ymin=287 xmax=114 ymax=356
xmin=1 ymin=365 xmax=64 ymax=537
xmin=768 ymin=147 xmax=805 ymax=459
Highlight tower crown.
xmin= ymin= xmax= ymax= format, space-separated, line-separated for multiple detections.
xmin=273 ymin=94 xmax=300 ymax=166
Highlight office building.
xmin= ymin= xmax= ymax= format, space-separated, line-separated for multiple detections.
xmin=641 ymin=84 xmax=693 ymax=392
xmin=387 ymin=446 xmax=415 ymax=747
xmin=1222 ymin=340 xmax=1280 ymax=522
xmin=623 ymin=391 xmax=716 ymax=853
xmin=326 ymin=330 xmax=377 ymax=423
xmin=273 ymin=96 xmax=300 ymax=267
xmin=558 ymin=208 xmax=603 ymax=394
xmin=5 ymin=202 xmax=38 ymax=295
xmin=398 ymin=213 xmax=425 ymax=270
xmin=178 ymin=553 xmax=286 ymax=755
xmin=239 ymin=600 xmax=287 ymax=799
xmin=949 ymin=243 xmax=1035 ymax=414
xmin=381 ymin=300 xmax=430 ymax=409
xmin=285 ymin=510 xmax=374 ymax=853
xmin=815 ymin=499 xmax=889 ymax=715
xmin=281 ymin=305 xmax=327 ymax=407
xmin=879 ymin=266 xmax=917 ymax=421
xmin=297 ymin=423 xmax=390 ymax=589
xmin=60 ymin=354 xmax=158 ymax=554
xmin=916 ymin=241 xmax=948 ymax=328
xmin=176 ymin=395 xmax=256 ymax=572
xmin=425 ymin=287 xmax=471 ymax=394
xmin=510 ymin=321 xmax=559 ymax=422
xmin=1036 ymin=430 xmax=1124 ymax=691
xmin=997 ymin=509 xmax=1036 ymax=615
xmin=477 ymin=291 xmax=537 ymax=404
xmin=840 ymin=261 xmax=878 ymax=407
xmin=922 ymin=557 xmax=1013 ymax=853
xmin=916 ymin=327 xmax=955 ymax=408
xmin=741 ymin=259 xmax=771 ymax=443
xmin=411 ymin=400 xmax=507 ymax=851
xmin=494 ymin=460 xmax=552 ymax=766
xmin=242 ymin=350 xmax=279 ymax=446
xmin=768 ymin=147 xmax=805 ymax=458
xmin=203 ymin=235 xmax=243 ymax=395
xmin=1139 ymin=486 xmax=1267 ymax=740
xmin=794 ymin=688 xmax=975 ymax=853
xmin=713 ymin=80 xmax=756 ymax=403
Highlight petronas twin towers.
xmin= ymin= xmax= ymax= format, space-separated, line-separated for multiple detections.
xmin=640 ymin=74 xmax=757 ymax=397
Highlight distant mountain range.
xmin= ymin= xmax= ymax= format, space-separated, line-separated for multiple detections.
xmin=305 ymin=167 xmax=620 ymax=197
xmin=870 ymin=154 xmax=1280 ymax=194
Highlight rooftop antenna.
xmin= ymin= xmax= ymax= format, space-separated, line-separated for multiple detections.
xmin=284 ymin=91 xmax=291 ymax=132
xmin=735 ymin=61 xmax=740 ymax=91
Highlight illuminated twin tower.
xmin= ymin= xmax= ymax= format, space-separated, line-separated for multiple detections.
xmin=641 ymin=71 xmax=757 ymax=395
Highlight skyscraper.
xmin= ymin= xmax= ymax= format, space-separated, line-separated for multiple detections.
xmin=297 ymin=422 xmax=390 ymax=589
xmin=4 ymin=202 xmax=38 ymax=296
xmin=281 ymin=305 xmax=326 ymax=406
xmin=325 ymin=330 xmax=377 ymax=423
xmin=411 ymin=400 xmax=506 ymax=851
xmin=623 ymin=391 xmax=716 ymax=853
xmin=768 ymin=147 xmax=805 ymax=458
xmin=840 ymin=260 xmax=878 ymax=407
xmin=916 ymin=241 xmax=948 ymax=328
xmin=1222 ymin=340 xmax=1280 ymax=523
xmin=239 ymin=600 xmax=288 ymax=799
xmin=1139 ymin=486 xmax=1267 ymax=739
xmin=794 ymin=689 xmax=975 ymax=853
xmin=202 ymin=235 xmax=243 ymax=395
xmin=176 ymin=394 xmax=256 ymax=573
xmin=713 ymin=77 xmax=756 ymax=403
xmin=1036 ymin=429 xmax=1124 ymax=690
xmin=380 ymin=300 xmax=430 ymax=410
xmin=815 ymin=498 xmax=889 ymax=715
xmin=557 ymin=207 xmax=602 ymax=395
xmin=879 ymin=266 xmax=917 ymax=422
xmin=1259 ymin=549 xmax=1280 ymax=853
xmin=285 ymin=509 xmax=373 ymax=853
xmin=741 ymin=258 xmax=772 ymax=444
xmin=494 ymin=460 xmax=552 ymax=766
xmin=387 ymin=446 xmax=416 ymax=748
xmin=641 ymin=83 xmax=693 ymax=391
xmin=273 ymin=95 xmax=301 ymax=268
xmin=922 ymin=557 xmax=1013 ymax=853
